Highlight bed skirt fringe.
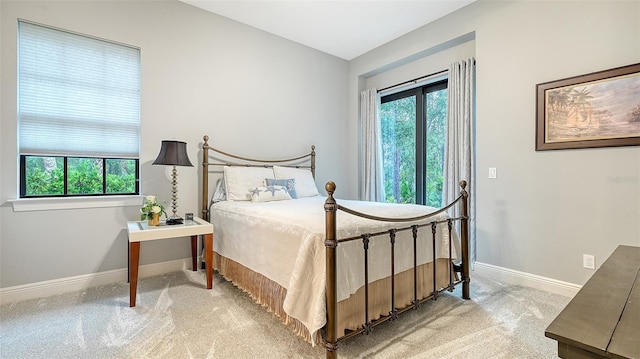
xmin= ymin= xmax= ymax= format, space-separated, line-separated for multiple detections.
xmin=214 ymin=253 xmax=455 ymax=345
xmin=213 ymin=252 xmax=320 ymax=344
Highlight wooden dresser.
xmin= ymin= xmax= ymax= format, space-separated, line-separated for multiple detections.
xmin=545 ymin=245 xmax=640 ymax=359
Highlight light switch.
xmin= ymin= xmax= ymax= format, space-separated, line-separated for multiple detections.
xmin=489 ymin=167 xmax=497 ymax=179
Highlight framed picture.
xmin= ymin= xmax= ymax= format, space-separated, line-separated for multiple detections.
xmin=536 ymin=63 xmax=640 ymax=151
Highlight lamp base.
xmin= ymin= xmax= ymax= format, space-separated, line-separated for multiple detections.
xmin=166 ymin=217 xmax=183 ymax=225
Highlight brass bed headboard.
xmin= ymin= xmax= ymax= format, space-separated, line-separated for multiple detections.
xmin=201 ymin=134 xmax=316 ymax=221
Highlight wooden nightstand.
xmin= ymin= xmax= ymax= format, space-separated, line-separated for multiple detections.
xmin=127 ymin=216 xmax=213 ymax=307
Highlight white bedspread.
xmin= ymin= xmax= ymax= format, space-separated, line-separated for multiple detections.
xmin=210 ymin=196 xmax=459 ymax=343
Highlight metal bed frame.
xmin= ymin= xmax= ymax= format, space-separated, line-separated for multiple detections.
xmin=200 ymin=135 xmax=470 ymax=359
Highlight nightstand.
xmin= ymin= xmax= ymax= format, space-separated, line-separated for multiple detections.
xmin=127 ymin=216 xmax=213 ymax=307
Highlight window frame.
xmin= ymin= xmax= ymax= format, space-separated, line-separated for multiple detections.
xmin=381 ymin=79 xmax=448 ymax=205
xmin=19 ymin=155 xmax=140 ymax=198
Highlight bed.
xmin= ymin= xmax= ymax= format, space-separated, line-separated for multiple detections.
xmin=200 ymin=135 xmax=470 ymax=358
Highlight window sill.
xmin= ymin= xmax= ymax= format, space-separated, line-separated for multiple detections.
xmin=9 ymin=195 xmax=144 ymax=212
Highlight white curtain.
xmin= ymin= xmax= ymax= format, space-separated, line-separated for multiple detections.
xmin=359 ymin=88 xmax=385 ymax=201
xmin=443 ymin=58 xmax=476 ymax=264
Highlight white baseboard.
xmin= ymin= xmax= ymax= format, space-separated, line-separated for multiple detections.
xmin=473 ymin=261 xmax=581 ymax=298
xmin=0 ymin=257 xmax=192 ymax=305
xmin=1 ymin=259 xmax=580 ymax=305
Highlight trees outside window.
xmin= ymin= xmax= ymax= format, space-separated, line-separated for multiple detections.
xmin=21 ymin=156 xmax=138 ymax=197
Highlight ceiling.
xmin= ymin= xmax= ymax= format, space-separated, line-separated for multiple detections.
xmin=179 ymin=1 xmax=475 ymax=60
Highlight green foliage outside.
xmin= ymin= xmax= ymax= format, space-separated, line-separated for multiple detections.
xmin=25 ymin=157 xmax=64 ymax=195
xmin=380 ymin=87 xmax=447 ymax=207
xmin=424 ymin=88 xmax=447 ymax=207
xmin=381 ymin=97 xmax=416 ymax=204
xmin=24 ymin=156 xmax=136 ymax=196
xmin=67 ymin=158 xmax=103 ymax=194
xmin=106 ymin=159 xmax=137 ymax=194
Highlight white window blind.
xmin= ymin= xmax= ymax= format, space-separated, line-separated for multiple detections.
xmin=18 ymin=20 xmax=140 ymax=158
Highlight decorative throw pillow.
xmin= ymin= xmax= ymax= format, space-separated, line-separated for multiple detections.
xmin=211 ymin=178 xmax=226 ymax=203
xmin=224 ymin=166 xmax=275 ymax=201
xmin=249 ymin=185 xmax=292 ymax=203
xmin=265 ymin=178 xmax=297 ymax=199
xmin=273 ymin=166 xmax=319 ymax=198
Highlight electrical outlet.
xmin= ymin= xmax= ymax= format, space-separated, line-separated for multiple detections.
xmin=583 ymin=254 xmax=595 ymax=270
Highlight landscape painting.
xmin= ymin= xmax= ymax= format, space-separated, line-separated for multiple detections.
xmin=536 ymin=63 xmax=640 ymax=150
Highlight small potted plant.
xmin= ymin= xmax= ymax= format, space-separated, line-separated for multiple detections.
xmin=140 ymin=195 xmax=166 ymax=226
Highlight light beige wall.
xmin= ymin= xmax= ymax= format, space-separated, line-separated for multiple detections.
xmin=0 ymin=0 xmax=349 ymax=288
xmin=349 ymin=0 xmax=640 ymax=285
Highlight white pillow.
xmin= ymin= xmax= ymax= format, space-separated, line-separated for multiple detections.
xmin=250 ymin=185 xmax=292 ymax=203
xmin=224 ymin=166 xmax=275 ymax=201
xmin=273 ymin=166 xmax=319 ymax=198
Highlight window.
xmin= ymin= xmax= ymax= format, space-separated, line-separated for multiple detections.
xmin=380 ymin=80 xmax=447 ymax=207
xmin=18 ymin=20 xmax=140 ymax=197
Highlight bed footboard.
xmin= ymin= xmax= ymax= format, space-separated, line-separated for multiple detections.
xmin=323 ymin=181 xmax=470 ymax=359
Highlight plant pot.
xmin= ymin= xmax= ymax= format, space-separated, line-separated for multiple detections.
xmin=148 ymin=212 xmax=160 ymax=226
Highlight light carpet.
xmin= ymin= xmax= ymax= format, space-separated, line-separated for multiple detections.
xmin=0 ymin=269 xmax=569 ymax=358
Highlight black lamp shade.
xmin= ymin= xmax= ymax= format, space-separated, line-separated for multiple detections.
xmin=152 ymin=140 xmax=193 ymax=167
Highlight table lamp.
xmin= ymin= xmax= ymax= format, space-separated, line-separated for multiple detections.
xmin=153 ymin=140 xmax=193 ymax=224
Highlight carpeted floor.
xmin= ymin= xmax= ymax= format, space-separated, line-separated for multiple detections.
xmin=0 ymin=269 xmax=569 ymax=358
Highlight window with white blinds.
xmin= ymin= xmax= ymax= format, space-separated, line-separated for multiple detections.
xmin=18 ymin=20 xmax=140 ymax=158
xmin=18 ymin=20 xmax=140 ymax=198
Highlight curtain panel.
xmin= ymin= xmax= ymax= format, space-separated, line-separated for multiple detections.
xmin=359 ymin=88 xmax=385 ymax=202
xmin=443 ymin=57 xmax=476 ymax=264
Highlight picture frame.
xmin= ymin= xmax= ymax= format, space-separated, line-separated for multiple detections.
xmin=535 ymin=63 xmax=640 ymax=151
